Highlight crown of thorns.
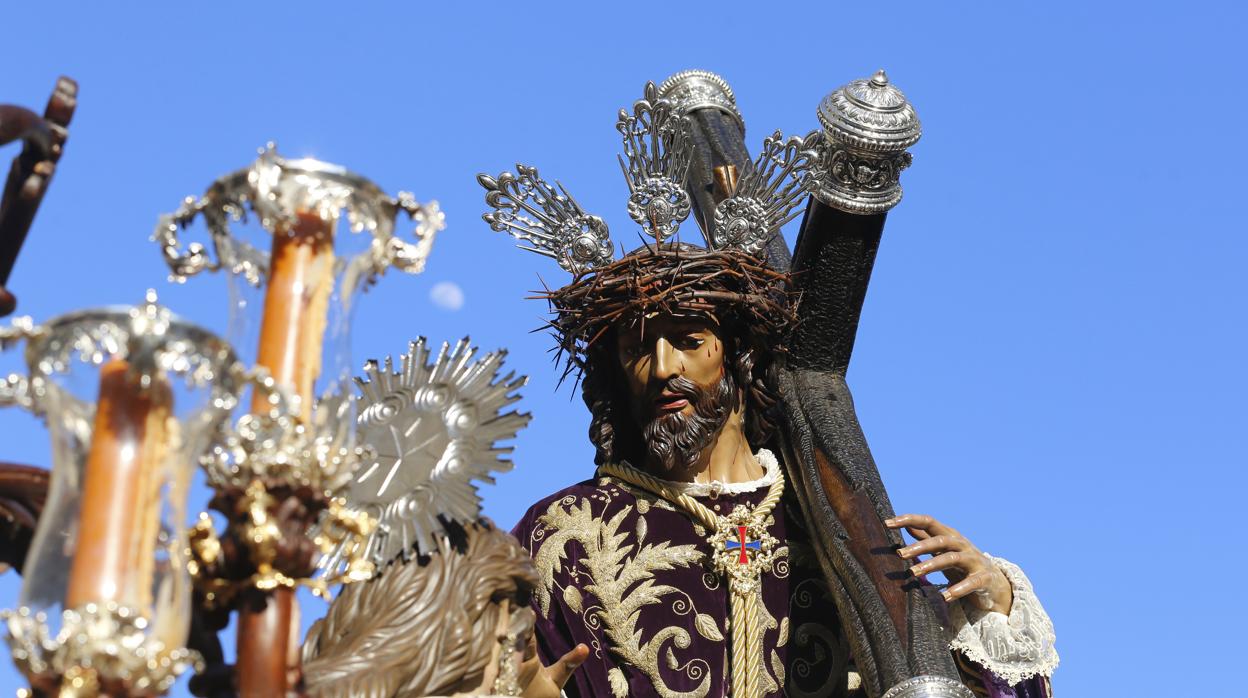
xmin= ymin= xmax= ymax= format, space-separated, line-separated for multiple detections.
xmin=539 ymin=244 xmax=797 ymax=382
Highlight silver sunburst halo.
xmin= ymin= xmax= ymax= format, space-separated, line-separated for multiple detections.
xmin=313 ymin=337 xmax=529 ymax=573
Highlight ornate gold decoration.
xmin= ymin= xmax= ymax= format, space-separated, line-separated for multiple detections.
xmin=492 ymin=629 xmax=525 ymax=696
xmin=2 ymin=602 xmax=203 ymax=695
xmin=188 ymin=478 xmax=376 ymax=609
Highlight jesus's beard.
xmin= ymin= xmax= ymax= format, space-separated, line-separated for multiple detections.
xmin=640 ymin=370 xmax=737 ymax=473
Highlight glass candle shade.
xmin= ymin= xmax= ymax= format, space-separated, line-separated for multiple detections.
xmin=0 ymin=294 xmax=249 ymax=693
xmin=155 ymin=145 xmax=444 ymax=447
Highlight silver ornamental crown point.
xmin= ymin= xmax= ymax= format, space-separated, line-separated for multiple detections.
xmin=657 ymin=69 xmax=744 ymax=132
xmin=809 ymin=69 xmax=923 ymax=214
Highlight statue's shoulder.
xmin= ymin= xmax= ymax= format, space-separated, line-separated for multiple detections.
xmin=510 ymin=474 xmax=636 ymax=541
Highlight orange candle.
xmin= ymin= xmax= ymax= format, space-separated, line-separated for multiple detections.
xmin=65 ymin=359 xmax=172 ymax=611
xmin=238 ymin=208 xmax=336 ymax=696
xmin=249 ymin=209 xmax=336 ymax=421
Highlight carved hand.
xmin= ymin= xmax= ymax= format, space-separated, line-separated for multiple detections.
xmin=886 ymin=513 xmax=1014 ymax=615
xmin=519 ymin=637 xmax=588 ymax=698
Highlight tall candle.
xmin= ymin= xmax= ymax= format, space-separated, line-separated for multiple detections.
xmin=238 ymin=207 xmax=336 ymax=696
xmin=64 ymin=358 xmax=172 ymax=611
xmin=249 ymin=209 xmax=336 ymax=421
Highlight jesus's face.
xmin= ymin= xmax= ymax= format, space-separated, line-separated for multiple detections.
xmin=615 ymin=314 xmax=737 ymax=472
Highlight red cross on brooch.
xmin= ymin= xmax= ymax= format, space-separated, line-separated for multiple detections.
xmin=723 ymin=525 xmax=763 ymax=564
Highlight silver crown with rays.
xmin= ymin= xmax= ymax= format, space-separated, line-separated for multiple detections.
xmin=477 ymin=74 xmax=819 ymax=273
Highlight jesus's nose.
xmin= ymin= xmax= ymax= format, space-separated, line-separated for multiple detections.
xmin=651 ymin=337 xmax=680 ymax=382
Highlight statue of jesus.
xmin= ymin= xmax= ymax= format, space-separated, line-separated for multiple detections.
xmin=483 ymin=71 xmax=1058 ymax=698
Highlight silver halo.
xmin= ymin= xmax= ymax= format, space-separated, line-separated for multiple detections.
xmin=313 ymin=338 xmax=530 ymax=573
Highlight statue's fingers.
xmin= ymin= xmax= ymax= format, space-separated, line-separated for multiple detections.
xmin=547 ymin=643 xmax=589 ymax=688
xmin=886 ymin=513 xmax=933 ymax=534
xmin=517 ymin=653 xmax=543 ymax=692
xmin=897 ymin=534 xmax=965 ymax=559
xmin=942 ymin=569 xmax=993 ymax=603
xmin=908 ymin=550 xmax=970 ymax=578
xmin=885 ymin=513 xmax=957 ymax=541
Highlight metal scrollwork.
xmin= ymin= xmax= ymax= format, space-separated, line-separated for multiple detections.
xmin=881 ymin=675 xmax=976 ymax=698
xmin=807 ymin=70 xmax=922 ymax=214
xmin=657 ymin=69 xmax=745 ymax=132
xmin=710 ymin=129 xmax=817 ymax=255
xmin=617 ymin=82 xmax=692 ymax=243
xmin=0 ymin=291 xmax=245 ymax=413
xmin=479 ymin=165 xmax=613 ymax=274
xmin=154 ymin=144 xmax=444 ymax=288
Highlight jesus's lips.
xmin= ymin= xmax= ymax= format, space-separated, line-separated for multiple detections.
xmin=654 ymin=391 xmax=691 ymax=413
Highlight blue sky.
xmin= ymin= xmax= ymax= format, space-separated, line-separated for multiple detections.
xmin=1 ymin=2 xmax=1244 ymax=694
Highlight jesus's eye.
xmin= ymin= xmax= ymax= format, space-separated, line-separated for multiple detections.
xmin=673 ymin=334 xmax=705 ymax=350
xmin=620 ymin=341 xmax=646 ymax=359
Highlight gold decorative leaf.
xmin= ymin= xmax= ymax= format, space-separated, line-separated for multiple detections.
xmin=636 ymin=516 xmax=648 ymax=543
xmin=771 ymin=648 xmax=786 ymax=688
xmin=667 ymin=647 xmax=679 ymax=670
xmin=609 ymin=667 xmax=630 ymax=697
xmin=777 ymin=616 xmax=790 ymax=648
xmin=531 ymin=497 xmax=708 ymax=698
xmin=694 ymin=613 xmax=724 ymax=642
xmin=563 ymin=585 xmax=584 ymax=614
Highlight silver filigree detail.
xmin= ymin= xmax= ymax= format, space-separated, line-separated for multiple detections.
xmin=0 ymin=291 xmax=246 ymax=417
xmin=657 ymin=69 xmax=744 ymax=132
xmin=312 ymin=337 xmax=530 ymax=572
xmin=153 ymin=144 xmax=443 ymax=287
xmin=479 ymin=165 xmax=614 ymax=274
xmin=0 ymin=374 xmax=31 ymax=410
xmin=710 ymin=130 xmax=817 ymax=255
xmin=881 ymin=675 xmax=975 ymax=698
xmin=809 ymin=70 xmax=922 ymax=214
xmin=203 ymin=394 xmax=365 ymax=495
xmin=3 ymin=603 xmax=204 ymax=693
xmin=617 ymin=82 xmax=692 ymax=243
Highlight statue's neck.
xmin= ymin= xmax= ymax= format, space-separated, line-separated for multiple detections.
xmin=653 ymin=416 xmax=763 ymax=485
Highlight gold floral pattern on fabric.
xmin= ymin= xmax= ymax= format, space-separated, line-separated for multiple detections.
xmin=532 ymin=495 xmax=717 ymax=698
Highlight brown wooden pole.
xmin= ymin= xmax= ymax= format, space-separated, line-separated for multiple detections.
xmin=235 ymin=209 xmax=335 ymax=697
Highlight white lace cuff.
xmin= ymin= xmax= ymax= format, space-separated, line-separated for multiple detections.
xmin=946 ymin=555 xmax=1059 ymax=686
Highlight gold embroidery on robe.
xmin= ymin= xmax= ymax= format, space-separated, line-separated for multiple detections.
xmin=532 ymin=495 xmax=718 ymax=698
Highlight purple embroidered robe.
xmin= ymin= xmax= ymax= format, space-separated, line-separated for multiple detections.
xmin=512 ymin=473 xmax=1050 ymax=697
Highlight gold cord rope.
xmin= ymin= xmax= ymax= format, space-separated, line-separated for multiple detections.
xmin=599 ymin=460 xmax=784 ymax=698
